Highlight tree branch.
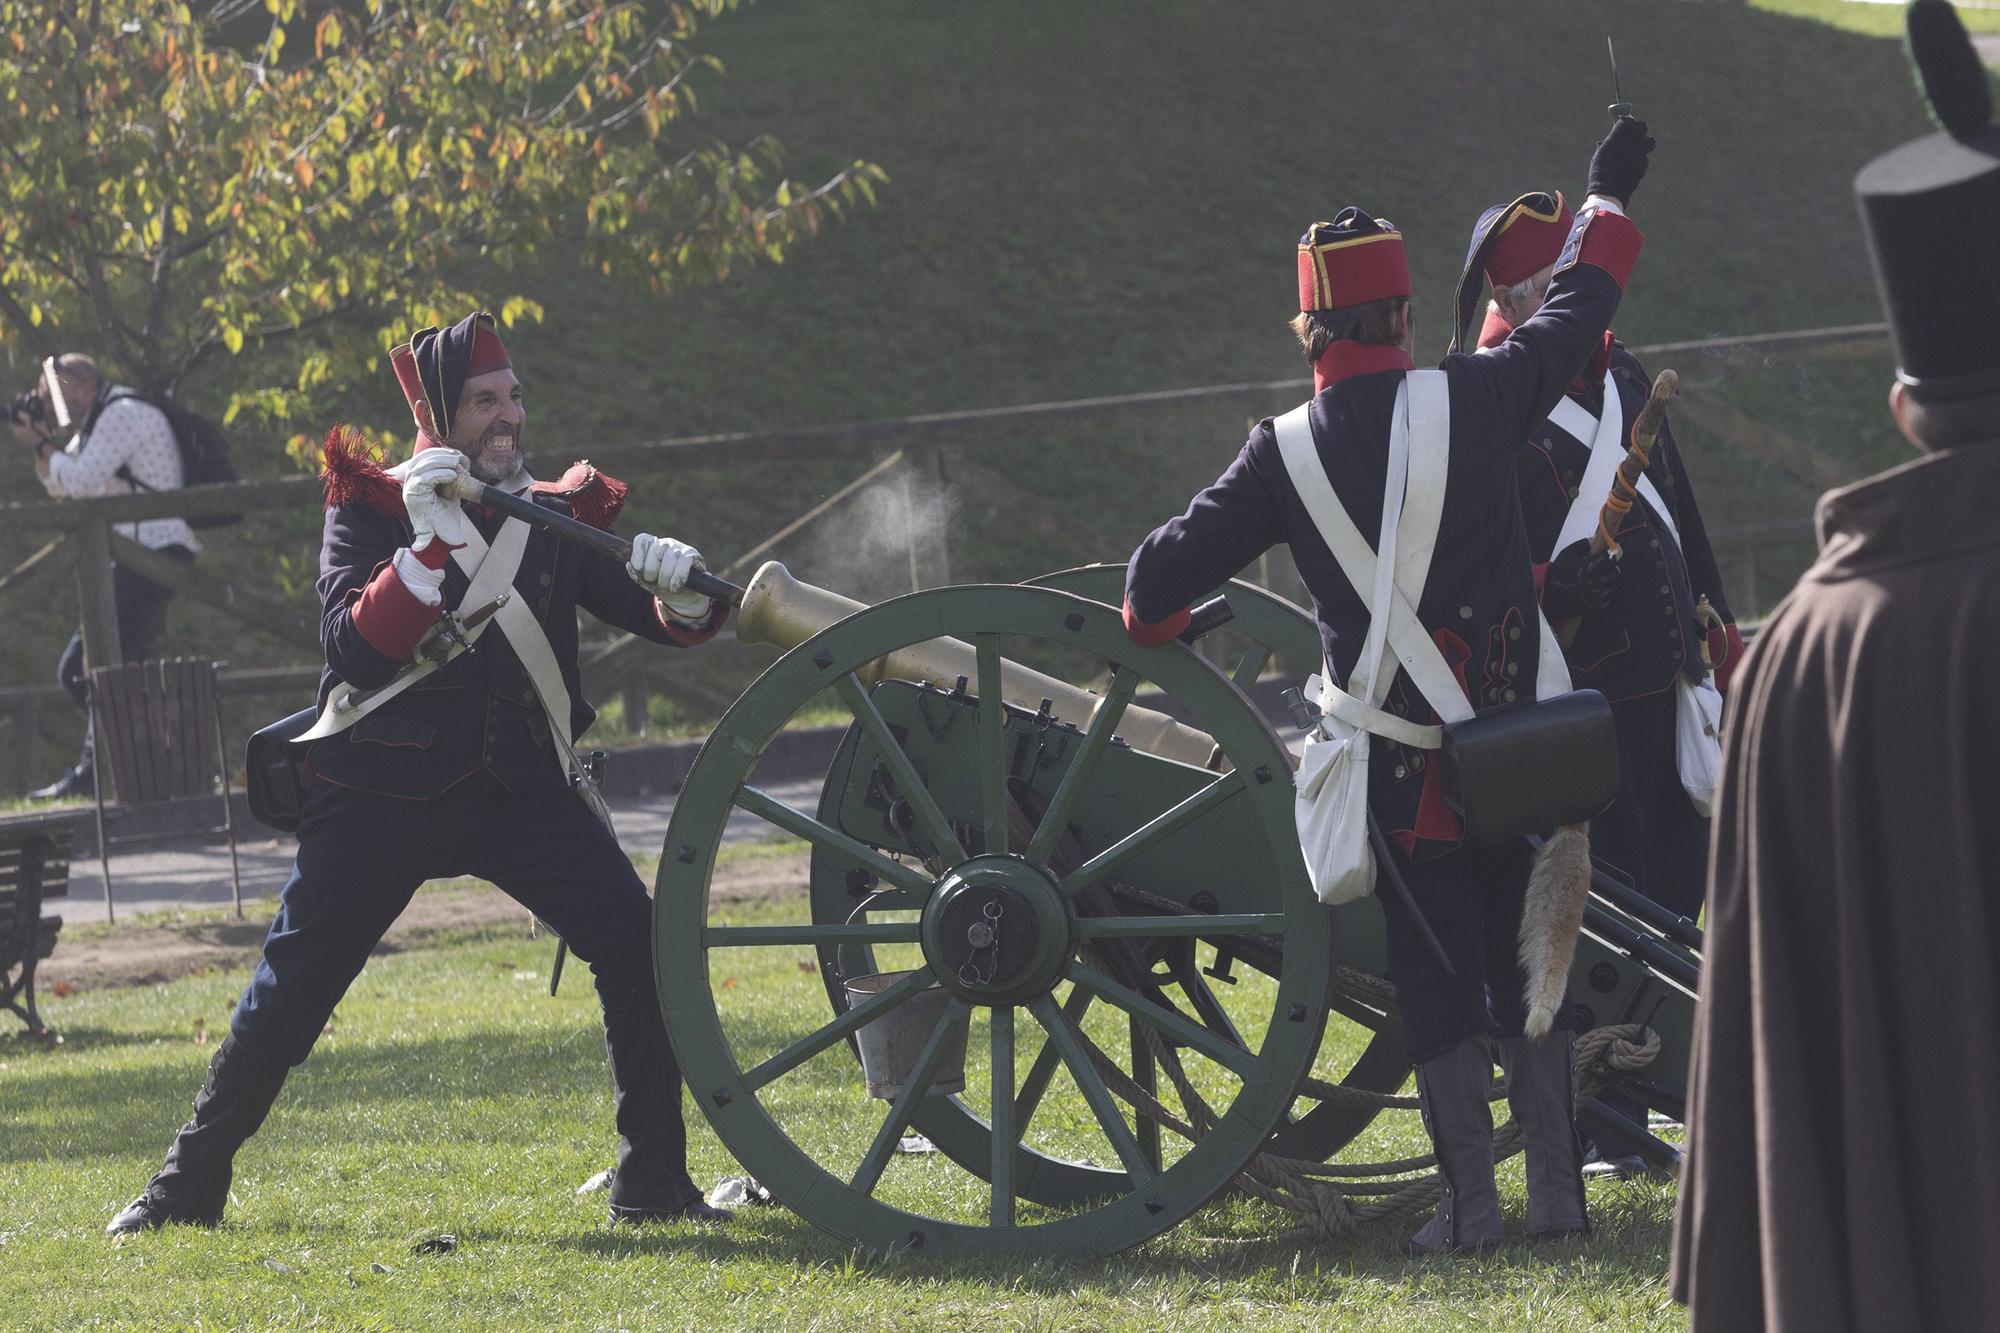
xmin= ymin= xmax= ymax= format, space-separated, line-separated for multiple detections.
xmin=0 ymin=276 xmax=60 ymax=360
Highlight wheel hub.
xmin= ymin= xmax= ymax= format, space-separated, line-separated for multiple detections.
xmin=921 ymin=855 xmax=1072 ymax=1005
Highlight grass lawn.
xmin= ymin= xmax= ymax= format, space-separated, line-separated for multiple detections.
xmin=2 ymin=885 xmax=1682 ymax=1331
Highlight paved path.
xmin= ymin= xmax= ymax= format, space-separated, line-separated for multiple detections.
xmin=60 ymin=776 xmax=826 ymax=926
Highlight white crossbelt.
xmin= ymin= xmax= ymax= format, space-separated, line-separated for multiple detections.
xmin=1274 ymin=373 xmax=1571 ymax=748
xmin=1549 ymin=370 xmax=1679 ymax=552
xmin=293 ymin=518 xmax=529 ymax=741
xmin=451 ymin=521 xmax=616 ymax=830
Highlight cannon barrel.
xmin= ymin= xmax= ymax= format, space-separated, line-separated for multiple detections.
xmin=735 ymin=562 xmax=1223 ymax=768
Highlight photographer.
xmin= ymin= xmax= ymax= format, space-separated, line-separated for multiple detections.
xmin=10 ymin=353 xmax=198 ymax=800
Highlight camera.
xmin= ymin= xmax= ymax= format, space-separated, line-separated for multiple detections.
xmin=8 ymin=388 xmax=47 ymax=428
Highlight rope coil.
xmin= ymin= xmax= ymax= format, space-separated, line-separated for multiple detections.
xmin=1079 ymin=1009 xmax=1663 ymax=1243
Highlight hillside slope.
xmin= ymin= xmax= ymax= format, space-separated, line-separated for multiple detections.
xmin=0 ymin=1 xmax=1962 ymax=775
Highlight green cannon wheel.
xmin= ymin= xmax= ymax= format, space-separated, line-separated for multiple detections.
xmin=1026 ymin=567 xmax=1411 ymax=1165
xmin=657 ymin=584 xmax=1331 ymax=1258
xmin=802 ymin=568 xmax=1409 ymax=1203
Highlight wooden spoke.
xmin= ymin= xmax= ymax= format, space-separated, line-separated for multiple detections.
xmin=834 ymin=673 xmax=969 ymax=866
xmin=989 ymin=1005 xmax=1016 ymax=1229
xmin=1028 ymin=995 xmax=1155 ymax=1188
xmin=733 ymin=786 xmax=934 ymax=895
xmin=741 ymin=968 xmax=932 ymax=1093
xmin=1230 ymin=643 xmax=1272 ymax=690
xmin=1014 ymin=986 xmax=1093 ymax=1134
xmin=850 ymin=996 xmax=970 ymax=1197
xmin=1067 ymin=962 xmax=1258 ymax=1079
xmin=1024 ymin=666 xmax=1140 ymax=868
xmin=1058 ymin=772 xmax=1244 ymax=894
xmin=975 ymin=634 xmax=1010 ymax=858
xmin=1131 ymin=1016 xmax=1162 ymax=1172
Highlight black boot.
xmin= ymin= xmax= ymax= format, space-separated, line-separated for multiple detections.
xmin=1498 ymin=1031 xmax=1590 ymax=1241
xmin=28 ymin=763 xmax=94 ymax=802
xmin=1408 ymin=1036 xmax=1506 ymax=1256
xmin=107 ymin=1035 xmax=290 ymax=1235
xmin=600 ymin=995 xmax=730 ymax=1225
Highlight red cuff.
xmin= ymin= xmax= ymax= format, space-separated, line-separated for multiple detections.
xmin=1712 ymin=623 xmax=1747 ymax=693
xmin=1559 ymin=209 xmax=1643 ymax=290
xmin=410 ymin=537 xmax=461 ymax=570
xmin=656 ymin=596 xmax=729 ymax=646
xmin=348 ymin=558 xmax=441 ymax=659
xmin=1122 ymin=598 xmax=1191 ymax=647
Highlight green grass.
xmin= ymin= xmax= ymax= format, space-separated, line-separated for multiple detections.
xmin=1 ymin=891 xmax=1683 ymax=1331
xmin=1753 ymin=0 xmax=2000 ymax=37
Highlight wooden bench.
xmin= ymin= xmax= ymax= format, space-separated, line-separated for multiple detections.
xmin=0 ymin=809 xmax=86 ymax=1035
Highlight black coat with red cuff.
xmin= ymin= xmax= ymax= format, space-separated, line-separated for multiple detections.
xmin=1505 ymin=334 xmax=1739 ymax=701
xmin=308 ymin=436 xmax=725 ymax=802
xmin=1124 ymin=208 xmax=1641 ymax=861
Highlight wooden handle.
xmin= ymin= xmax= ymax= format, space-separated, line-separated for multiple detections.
xmin=442 ymin=476 xmax=745 ymax=607
xmin=1558 ymin=367 xmax=1680 ymax=649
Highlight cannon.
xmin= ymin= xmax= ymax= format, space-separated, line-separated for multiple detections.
xmin=645 ymin=559 xmax=1695 ymax=1258
xmin=450 ymin=480 xmax=1697 ymax=1258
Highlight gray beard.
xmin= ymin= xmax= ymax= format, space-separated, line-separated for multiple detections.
xmin=468 ymin=440 xmax=525 ymax=486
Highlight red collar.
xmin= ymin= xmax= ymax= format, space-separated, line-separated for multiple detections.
xmin=1477 ymin=304 xmax=1615 ymax=389
xmin=1312 ymin=340 xmax=1416 ymax=393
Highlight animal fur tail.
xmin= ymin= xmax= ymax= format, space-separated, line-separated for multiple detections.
xmin=1519 ymin=822 xmax=1593 ymax=1040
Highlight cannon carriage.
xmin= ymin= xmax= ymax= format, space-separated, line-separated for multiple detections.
xmin=646 ymin=557 xmax=1700 ymax=1258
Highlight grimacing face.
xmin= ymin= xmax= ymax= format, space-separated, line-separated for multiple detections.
xmin=445 ymin=367 xmax=526 ymax=483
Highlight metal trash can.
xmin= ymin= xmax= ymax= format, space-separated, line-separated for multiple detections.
xmin=844 ymin=971 xmax=971 ymax=1100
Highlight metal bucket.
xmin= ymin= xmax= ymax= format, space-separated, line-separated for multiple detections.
xmin=844 ymin=972 xmax=970 ymax=1100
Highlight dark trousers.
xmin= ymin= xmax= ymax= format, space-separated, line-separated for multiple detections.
xmin=55 ymin=548 xmax=193 ymax=770
xmin=1591 ymin=689 xmax=1710 ymax=920
xmin=1378 ymin=837 xmax=1571 ymax=1063
xmin=232 ymin=772 xmax=659 ymax=1064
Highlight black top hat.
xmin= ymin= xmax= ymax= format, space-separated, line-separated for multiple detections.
xmin=1854 ymin=1 xmax=2000 ymax=400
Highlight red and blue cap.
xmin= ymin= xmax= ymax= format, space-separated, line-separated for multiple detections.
xmin=1297 ymin=208 xmax=1411 ymax=313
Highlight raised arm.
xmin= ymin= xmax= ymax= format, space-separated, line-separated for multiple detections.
xmin=1448 ymin=119 xmax=1655 ymax=449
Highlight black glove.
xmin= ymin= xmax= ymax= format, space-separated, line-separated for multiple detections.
xmin=1587 ymin=117 xmax=1655 ymax=204
xmin=1545 ymin=538 xmax=1624 ymax=618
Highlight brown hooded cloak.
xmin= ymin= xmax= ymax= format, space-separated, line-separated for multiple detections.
xmin=1671 ymin=441 xmax=2000 ymax=1330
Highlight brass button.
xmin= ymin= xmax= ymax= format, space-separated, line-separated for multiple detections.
xmin=539 ymin=573 xmax=553 ymax=587
xmin=1509 ymin=626 xmax=1522 ymax=641
xmin=1567 ymin=487 xmax=1580 ymax=500
xmin=1394 ymin=764 xmax=1408 ymax=780
xmin=1459 ymin=605 xmax=1473 ymax=619
xmin=1660 ymin=584 xmax=1671 ymax=595
xmin=1503 ymin=688 xmax=1517 ymax=703
xmin=1506 ymin=663 xmax=1519 ymax=677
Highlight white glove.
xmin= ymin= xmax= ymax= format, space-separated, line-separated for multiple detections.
xmin=391 ymin=450 xmax=470 ymax=553
xmin=390 ymin=546 xmax=446 ymax=608
xmin=628 ymin=532 xmax=711 ymax=620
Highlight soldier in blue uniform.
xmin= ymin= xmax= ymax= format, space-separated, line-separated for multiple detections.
xmin=1455 ymin=192 xmax=1745 ymax=1179
xmin=108 ymin=313 xmax=732 ymax=1235
xmin=1122 ymin=121 xmax=1654 ymax=1253
xmin=1457 ymin=190 xmax=1745 ymax=922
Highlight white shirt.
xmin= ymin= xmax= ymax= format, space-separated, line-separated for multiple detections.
xmin=40 ymin=391 xmax=201 ymax=553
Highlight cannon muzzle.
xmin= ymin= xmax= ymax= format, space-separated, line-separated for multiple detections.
xmin=735 ymin=562 xmax=1222 ymax=768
